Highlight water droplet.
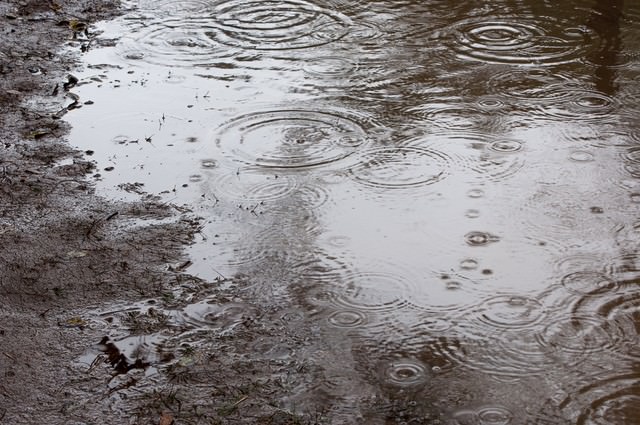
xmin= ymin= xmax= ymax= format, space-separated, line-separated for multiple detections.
xmin=201 ymin=159 xmax=217 ymax=168
xmin=446 ymin=281 xmax=462 ymax=290
xmin=465 ymin=231 xmax=499 ymax=246
xmin=467 ymin=188 xmax=485 ymax=198
xmin=489 ymin=140 xmax=523 ymax=153
xmin=569 ymin=151 xmax=594 ymax=162
xmin=466 ymin=209 xmax=481 ymax=218
xmin=460 ymin=258 xmax=479 ymax=270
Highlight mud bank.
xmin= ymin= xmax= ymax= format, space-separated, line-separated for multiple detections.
xmin=0 ymin=1 xmax=211 ymax=423
xmin=0 ymin=2 xmax=368 ymax=424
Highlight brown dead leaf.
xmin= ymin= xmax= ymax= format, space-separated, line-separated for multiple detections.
xmin=159 ymin=412 xmax=174 ymax=425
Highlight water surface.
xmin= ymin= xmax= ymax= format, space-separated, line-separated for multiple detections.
xmin=68 ymin=0 xmax=640 ymax=422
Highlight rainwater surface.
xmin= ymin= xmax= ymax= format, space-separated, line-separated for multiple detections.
xmin=67 ymin=0 xmax=640 ymax=422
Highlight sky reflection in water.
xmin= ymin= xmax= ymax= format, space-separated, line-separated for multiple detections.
xmin=68 ymin=0 xmax=640 ymax=422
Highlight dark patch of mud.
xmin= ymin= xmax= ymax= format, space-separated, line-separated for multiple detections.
xmin=0 ymin=1 xmax=212 ymax=423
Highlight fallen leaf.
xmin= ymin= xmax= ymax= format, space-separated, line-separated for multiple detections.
xmin=159 ymin=412 xmax=174 ymax=425
xmin=66 ymin=250 xmax=87 ymax=258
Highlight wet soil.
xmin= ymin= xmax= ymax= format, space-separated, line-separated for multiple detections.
xmin=0 ymin=3 xmax=368 ymax=423
xmin=0 ymin=1 xmax=269 ymax=423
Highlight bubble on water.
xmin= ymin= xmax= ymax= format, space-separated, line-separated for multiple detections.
xmin=460 ymin=258 xmax=479 ymax=270
xmin=200 ymin=159 xmax=218 ymax=169
xmin=465 ymin=231 xmax=499 ymax=246
xmin=467 ymin=188 xmax=485 ymax=198
xmin=466 ymin=209 xmax=481 ymax=218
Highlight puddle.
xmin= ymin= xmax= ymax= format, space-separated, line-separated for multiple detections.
xmin=66 ymin=0 xmax=640 ymax=422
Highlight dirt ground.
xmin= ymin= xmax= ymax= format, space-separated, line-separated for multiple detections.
xmin=0 ymin=0 xmax=202 ymax=422
xmin=0 ymin=2 xmax=335 ymax=424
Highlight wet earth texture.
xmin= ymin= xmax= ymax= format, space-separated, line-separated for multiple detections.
xmin=61 ymin=0 xmax=640 ymax=423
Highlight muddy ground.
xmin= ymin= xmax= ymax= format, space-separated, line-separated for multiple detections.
xmin=0 ymin=1 xmax=335 ymax=424
xmin=0 ymin=1 xmax=431 ymax=423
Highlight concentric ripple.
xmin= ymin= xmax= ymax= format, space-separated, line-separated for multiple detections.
xmin=622 ymin=147 xmax=640 ymax=178
xmin=326 ymin=309 xmax=368 ymax=328
xmin=135 ymin=0 xmax=212 ymax=16
xmin=560 ymin=271 xmax=617 ymax=296
xmin=349 ymin=146 xmax=450 ymax=190
xmin=429 ymin=132 xmax=526 ymax=183
xmin=577 ymin=389 xmax=640 ymax=425
xmin=557 ymin=375 xmax=640 ymax=425
xmin=214 ymin=109 xmax=370 ymax=169
xmin=116 ymin=17 xmax=235 ymax=67
xmin=406 ymin=273 xmax=481 ymax=315
xmin=302 ymin=56 xmax=358 ymax=77
xmin=451 ymin=406 xmax=514 ymax=425
xmin=594 ymin=292 xmax=640 ymax=361
xmin=212 ymin=0 xmax=351 ymax=50
xmin=488 ymin=140 xmax=523 ymax=153
xmin=212 ymin=168 xmax=300 ymax=202
xmin=472 ymin=295 xmax=548 ymax=331
xmin=485 ymin=329 xmax=572 ymax=376
xmin=541 ymin=90 xmax=617 ymax=122
xmin=487 ymin=69 xmax=576 ymax=100
xmin=536 ymin=314 xmax=623 ymax=355
xmin=448 ymin=16 xmax=588 ymax=65
xmin=332 ymin=270 xmax=414 ymax=313
xmin=379 ymin=358 xmax=429 ymax=387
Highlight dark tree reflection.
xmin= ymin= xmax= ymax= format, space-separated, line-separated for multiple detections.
xmin=586 ymin=0 xmax=624 ymax=95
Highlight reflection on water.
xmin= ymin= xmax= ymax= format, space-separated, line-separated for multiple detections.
xmin=68 ymin=0 xmax=640 ymax=422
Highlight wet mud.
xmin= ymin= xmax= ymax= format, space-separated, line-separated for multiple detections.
xmin=3 ymin=0 xmax=640 ymax=424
